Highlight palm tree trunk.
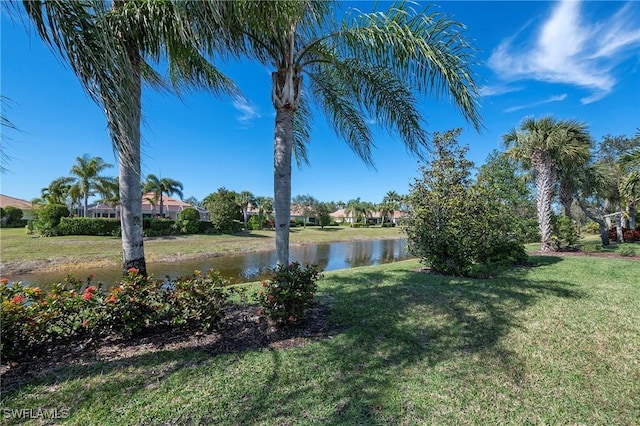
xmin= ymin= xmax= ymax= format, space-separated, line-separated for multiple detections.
xmin=274 ymin=107 xmax=294 ymax=265
xmin=83 ymin=193 xmax=89 ymax=217
xmin=615 ymin=200 xmax=624 ymax=242
xmin=629 ymin=202 xmax=636 ymax=229
xmin=159 ymin=193 xmax=164 ymax=217
xmin=118 ymin=40 xmax=147 ymax=276
xmin=535 ymin=152 xmax=556 ymax=252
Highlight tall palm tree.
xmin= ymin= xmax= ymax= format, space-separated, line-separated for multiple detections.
xmin=41 ymin=176 xmax=75 ymax=206
xmin=504 ymin=117 xmax=591 ymax=252
xmin=382 ymin=190 xmax=401 ymax=225
xmin=236 ymin=190 xmax=256 ymax=230
xmin=69 ymin=154 xmax=114 ymax=217
xmin=203 ymin=1 xmax=481 ymax=264
xmin=20 ymin=0 xmax=237 ymax=275
xmin=144 ymin=174 xmax=184 ymax=218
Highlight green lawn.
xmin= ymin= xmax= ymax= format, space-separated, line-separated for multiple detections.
xmin=0 ymin=226 xmax=404 ymax=274
xmin=2 ymin=256 xmax=639 ymax=425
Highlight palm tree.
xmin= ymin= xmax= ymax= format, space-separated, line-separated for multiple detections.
xmin=41 ymin=176 xmax=75 ymax=206
xmin=382 ymin=191 xmax=401 ymax=225
xmin=94 ymin=177 xmax=120 ymax=216
xmin=144 ymin=174 xmax=184 ymax=218
xmin=504 ymin=117 xmax=591 ymax=252
xmin=203 ymin=1 xmax=481 ymax=264
xmin=69 ymin=154 xmax=114 ymax=217
xmin=236 ymin=190 xmax=256 ymax=230
xmin=255 ymin=195 xmax=274 ymax=230
xmin=21 ymin=1 xmax=237 ymax=275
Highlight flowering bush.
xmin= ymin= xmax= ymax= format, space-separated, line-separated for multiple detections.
xmin=171 ymin=269 xmax=232 ymax=330
xmin=256 ymin=262 xmax=323 ymax=324
xmin=0 ymin=269 xmax=233 ymax=361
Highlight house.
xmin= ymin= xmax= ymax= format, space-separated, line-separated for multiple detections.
xmin=330 ymin=208 xmax=407 ymax=225
xmin=88 ymin=193 xmax=209 ymax=221
xmin=0 ymin=194 xmax=36 ymax=219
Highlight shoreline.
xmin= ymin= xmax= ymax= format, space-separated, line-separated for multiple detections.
xmin=1 ymin=233 xmax=406 ymax=276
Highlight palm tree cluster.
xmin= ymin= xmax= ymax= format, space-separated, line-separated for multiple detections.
xmin=13 ymin=0 xmax=481 ymax=274
xmin=504 ymin=118 xmax=639 ymax=250
xmin=37 ymin=154 xmax=116 ymax=217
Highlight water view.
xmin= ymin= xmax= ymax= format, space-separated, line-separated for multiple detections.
xmin=10 ymin=238 xmax=413 ymax=287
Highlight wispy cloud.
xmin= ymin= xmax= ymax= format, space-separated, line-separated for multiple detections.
xmin=478 ymin=84 xmax=523 ymax=97
xmin=504 ymin=94 xmax=568 ymax=113
xmin=233 ymin=98 xmax=261 ymax=124
xmin=488 ymin=0 xmax=640 ymax=104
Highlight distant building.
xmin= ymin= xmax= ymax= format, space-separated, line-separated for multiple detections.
xmin=0 ymin=194 xmax=36 ymax=219
xmin=88 ymin=193 xmax=209 ymax=221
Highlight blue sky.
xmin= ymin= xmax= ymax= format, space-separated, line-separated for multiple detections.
xmin=1 ymin=0 xmax=639 ymax=206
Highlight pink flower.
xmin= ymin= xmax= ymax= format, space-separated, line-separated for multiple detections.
xmin=12 ymin=295 xmax=25 ymax=304
xmin=85 ymin=285 xmax=98 ymax=293
xmin=261 ymin=281 xmax=268 ymax=288
xmin=33 ymin=288 xmax=42 ymax=295
xmin=258 ymin=291 xmax=263 ymax=296
xmin=106 ymin=294 xmax=117 ymax=303
xmin=82 ymin=292 xmax=93 ymax=301
xmin=288 ymin=316 xmax=296 ymax=322
xmin=82 ymin=319 xmax=88 ymax=327
xmin=128 ymin=267 xmax=139 ymax=274
xmin=0 ymin=278 xmax=9 ymax=285
xmin=257 ymin=309 xmax=264 ymax=316
xmin=267 ymin=295 xmax=275 ymax=302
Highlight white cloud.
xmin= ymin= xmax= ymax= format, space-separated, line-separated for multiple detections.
xmin=232 ymin=98 xmax=261 ymax=124
xmin=478 ymin=84 xmax=523 ymax=97
xmin=504 ymin=94 xmax=568 ymax=113
xmin=488 ymin=0 xmax=640 ymax=104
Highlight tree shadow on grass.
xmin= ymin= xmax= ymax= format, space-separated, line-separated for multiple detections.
xmin=1 ymin=258 xmax=586 ymax=425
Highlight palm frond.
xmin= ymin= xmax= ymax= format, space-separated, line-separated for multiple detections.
xmin=307 ymin=67 xmax=374 ymax=166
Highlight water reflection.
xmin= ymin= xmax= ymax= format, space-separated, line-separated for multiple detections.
xmin=8 ymin=238 xmax=411 ymax=287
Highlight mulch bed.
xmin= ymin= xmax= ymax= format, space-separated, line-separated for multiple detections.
xmin=1 ymin=302 xmax=340 ymax=395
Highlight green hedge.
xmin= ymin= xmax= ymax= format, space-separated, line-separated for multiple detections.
xmin=58 ymin=217 xmax=121 ymax=236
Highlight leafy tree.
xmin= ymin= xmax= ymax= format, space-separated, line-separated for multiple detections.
xmin=573 ymin=162 xmax=615 ymax=246
xmin=204 ymin=188 xmax=241 ymax=233
xmin=236 ymin=190 xmax=256 ymax=230
xmin=36 ymin=204 xmax=70 ymax=236
xmin=3 ymin=206 xmax=23 ymax=226
xmin=20 ymin=0 xmax=237 ymax=275
xmin=204 ymin=1 xmax=481 ymax=264
xmin=315 ymin=202 xmax=332 ymax=229
xmin=476 ymin=150 xmax=538 ymax=242
xmin=184 ymin=196 xmax=202 ymax=208
xmin=597 ymin=134 xmax=640 ymax=237
xmin=292 ymin=194 xmax=318 ymax=227
xmin=381 ymin=191 xmax=401 ymax=225
xmin=69 ymin=154 xmax=114 ymax=217
xmin=144 ymin=174 xmax=184 ymax=218
xmin=404 ymin=129 xmax=526 ymax=277
xmin=503 ymin=117 xmax=591 ymax=252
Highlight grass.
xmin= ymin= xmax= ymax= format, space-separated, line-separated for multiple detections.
xmin=2 ymin=256 xmax=639 ymax=425
xmin=0 ymin=226 xmax=404 ymax=273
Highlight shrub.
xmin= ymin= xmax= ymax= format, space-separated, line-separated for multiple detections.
xmin=404 ymin=129 xmax=527 ymax=277
xmin=2 ymin=206 xmax=24 ymax=227
xmin=580 ymin=242 xmax=602 ymax=253
xmin=178 ymin=207 xmax=200 ymax=222
xmin=616 ymin=245 xmax=637 ymax=257
xmin=608 ymin=226 xmax=640 ymax=242
xmin=0 ymin=269 xmax=235 ymax=361
xmin=247 ymin=215 xmax=262 ymax=230
xmin=58 ymin=217 xmax=121 ymax=236
xmin=551 ymin=214 xmax=580 ymax=249
xmin=171 ymin=269 xmax=232 ymax=330
xmin=143 ymin=218 xmax=176 ymax=236
xmin=583 ymin=221 xmax=601 ymax=235
xmin=36 ymin=204 xmax=70 ymax=236
xmin=256 ymin=262 xmax=323 ymax=324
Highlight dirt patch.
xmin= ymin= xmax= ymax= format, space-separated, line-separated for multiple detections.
xmin=0 ymin=302 xmax=341 ymax=395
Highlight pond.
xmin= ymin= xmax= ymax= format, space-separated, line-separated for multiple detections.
xmin=10 ymin=238 xmax=413 ymax=287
